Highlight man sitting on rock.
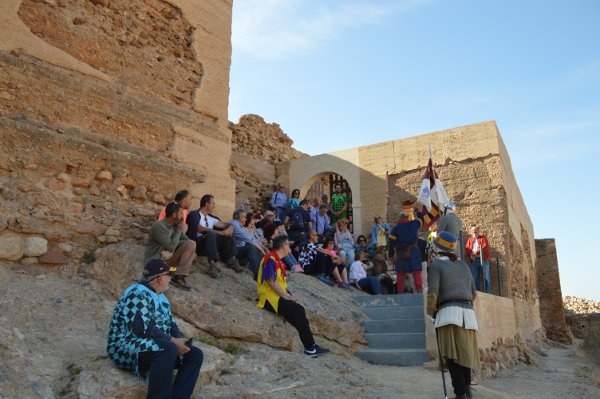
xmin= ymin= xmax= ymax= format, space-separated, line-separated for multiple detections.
xmin=186 ymin=194 xmax=244 ymax=278
xmin=107 ymin=259 xmax=204 ymax=398
xmin=230 ymin=209 xmax=267 ymax=276
xmin=158 ymin=189 xmax=193 ymax=222
xmin=257 ymin=235 xmax=330 ymax=357
xmin=144 ymin=201 xmax=196 ymax=291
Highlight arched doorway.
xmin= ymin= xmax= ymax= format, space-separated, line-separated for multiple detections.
xmin=301 ymin=172 xmax=354 ymax=233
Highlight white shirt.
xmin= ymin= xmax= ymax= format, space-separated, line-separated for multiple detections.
xmin=197 ymin=212 xmax=219 ymax=237
xmin=472 ymin=236 xmax=479 ymax=255
xmin=349 ymin=260 xmax=367 ymax=283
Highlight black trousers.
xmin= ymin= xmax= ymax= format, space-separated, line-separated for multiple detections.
xmin=138 ymin=338 xmax=204 ymax=399
xmin=264 ymin=297 xmax=315 ymax=349
xmin=305 ymin=253 xmax=344 ymax=277
xmin=447 ymin=358 xmax=471 ymax=396
xmin=288 ymin=230 xmax=308 ymax=255
xmin=194 ymin=231 xmax=236 ymax=263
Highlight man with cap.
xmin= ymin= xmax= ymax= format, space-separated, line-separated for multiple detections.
xmin=107 ymin=259 xmax=204 ymax=398
xmin=144 ymin=201 xmax=196 ymax=291
xmin=427 ymin=231 xmax=480 ymax=399
xmin=389 ymin=211 xmax=424 ymax=293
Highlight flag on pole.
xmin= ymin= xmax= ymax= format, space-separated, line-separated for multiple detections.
xmin=416 ymin=157 xmax=450 ymax=229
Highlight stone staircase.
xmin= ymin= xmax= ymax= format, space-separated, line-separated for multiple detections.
xmin=354 ymin=294 xmax=429 ymax=366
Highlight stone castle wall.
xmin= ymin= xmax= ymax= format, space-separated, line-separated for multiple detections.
xmin=536 ymin=239 xmax=573 ymax=343
xmin=0 ymin=0 xmax=236 ymax=263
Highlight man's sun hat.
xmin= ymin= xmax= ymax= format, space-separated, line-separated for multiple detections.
xmin=143 ymin=259 xmax=176 ymax=281
xmin=433 ymin=231 xmax=458 ymax=253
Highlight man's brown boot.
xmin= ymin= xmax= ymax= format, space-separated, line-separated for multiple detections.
xmin=171 ymin=275 xmax=191 ymax=291
xmin=207 ymin=262 xmax=219 ymax=279
xmin=226 ymin=258 xmax=244 ymax=273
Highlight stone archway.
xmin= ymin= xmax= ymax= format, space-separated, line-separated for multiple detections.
xmin=286 ymin=152 xmax=366 ymax=234
xmin=299 ymin=172 xmax=355 ymax=232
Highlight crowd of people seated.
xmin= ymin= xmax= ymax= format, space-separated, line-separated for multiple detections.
xmin=145 ymin=185 xmax=489 ymax=298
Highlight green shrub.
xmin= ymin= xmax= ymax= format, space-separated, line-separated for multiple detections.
xmin=83 ymin=248 xmax=97 ymax=264
xmin=223 ymin=343 xmax=238 ymax=355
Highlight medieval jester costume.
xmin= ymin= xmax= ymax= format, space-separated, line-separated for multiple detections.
xmin=257 ymin=238 xmax=329 ymax=357
xmin=107 ymin=259 xmax=203 ymax=399
xmin=107 ymin=282 xmax=176 ymax=375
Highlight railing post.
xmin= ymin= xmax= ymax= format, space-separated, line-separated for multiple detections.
xmin=496 ymin=256 xmax=501 ymax=297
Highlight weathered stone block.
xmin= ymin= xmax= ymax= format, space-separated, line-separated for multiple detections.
xmin=38 ymin=248 xmax=69 ymax=265
xmin=72 ymin=177 xmax=91 ymax=188
xmin=96 ymin=170 xmax=113 ymax=183
xmin=24 ymin=236 xmax=48 ymax=257
xmin=0 ymin=231 xmax=24 ymax=261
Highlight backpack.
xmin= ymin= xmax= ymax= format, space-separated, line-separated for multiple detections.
xmin=290 ymin=210 xmax=305 ymax=231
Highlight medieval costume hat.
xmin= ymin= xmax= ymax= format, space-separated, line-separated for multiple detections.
xmin=433 ymin=231 xmax=458 ymax=253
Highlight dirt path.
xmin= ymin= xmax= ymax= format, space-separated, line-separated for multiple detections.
xmin=481 ymin=343 xmax=600 ymax=399
xmin=358 ymin=342 xmax=600 ymax=398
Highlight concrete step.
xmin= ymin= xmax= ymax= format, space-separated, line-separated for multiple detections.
xmin=364 ymin=318 xmax=425 ymax=334
xmin=365 ymin=333 xmax=426 ymax=349
xmin=363 ymin=306 xmax=424 ymax=320
xmin=353 ymin=294 xmax=423 ymax=308
xmin=355 ymin=348 xmax=429 ymax=366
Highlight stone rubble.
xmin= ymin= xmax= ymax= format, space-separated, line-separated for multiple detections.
xmin=564 ymin=296 xmax=600 ymax=315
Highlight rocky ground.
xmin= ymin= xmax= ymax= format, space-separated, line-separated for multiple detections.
xmin=1 ymin=245 xmax=599 ymax=398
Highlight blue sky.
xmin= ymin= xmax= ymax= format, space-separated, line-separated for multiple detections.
xmin=230 ymin=0 xmax=600 ymax=301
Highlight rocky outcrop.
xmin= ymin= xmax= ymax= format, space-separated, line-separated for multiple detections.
xmin=229 ymin=114 xmax=307 ymax=211
xmin=564 ymin=296 xmax=600 ymax=315
xmin=230 ymin=114 xmax=306 ymax=164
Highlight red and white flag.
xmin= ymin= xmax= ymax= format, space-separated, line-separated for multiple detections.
xmin=416 ymin=157 xmax=450 ymax=228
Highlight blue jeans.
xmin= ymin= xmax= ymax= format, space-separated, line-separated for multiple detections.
xmin=340 ymin=244 xmax=355 ymax=266
xmin=470 ymin=258 xmax=490 ymax=293
xmin=282 ymin=253 xmax=299 ymax=269
xmin=357 ymin=277 xmax=381 ymax=295
xmin=276 ymin=207 xmax=287 ymax=223
xmin=236 ymin=245 xmax=262 ymax=275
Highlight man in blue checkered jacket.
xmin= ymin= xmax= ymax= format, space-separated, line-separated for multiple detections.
xmin=107 ymin=259 xmax=203 ymax=398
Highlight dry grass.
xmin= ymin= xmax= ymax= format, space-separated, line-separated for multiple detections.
xmin=582 ymin=326 xmax=600 ymax=365
xmin=572 ymin=326 xmax=600 ymax=386
xmin=576 ymin=366 xmax=600 ymax=387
